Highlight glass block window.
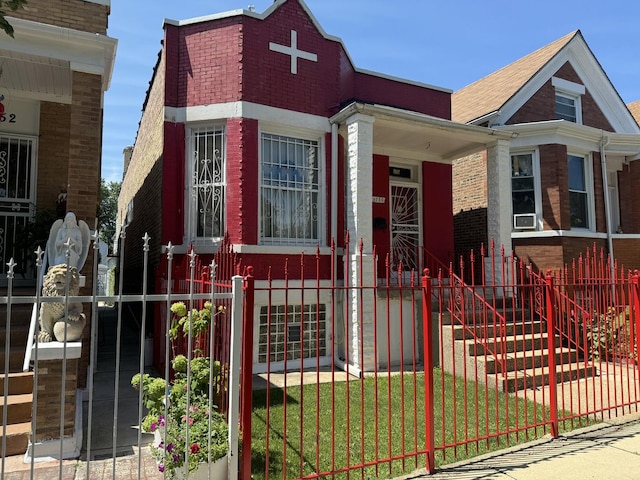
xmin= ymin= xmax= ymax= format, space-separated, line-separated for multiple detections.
xmin=258 ymin=304 xmax=326 ymax=363
xmin=260 ymin=133 xmax=320 ymax=244
xmin=190 ymin=126 xmax=225 ymax=239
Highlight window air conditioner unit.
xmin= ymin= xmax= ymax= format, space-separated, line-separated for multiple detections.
xmin=513 ymin=213 xmax=537 ymax=230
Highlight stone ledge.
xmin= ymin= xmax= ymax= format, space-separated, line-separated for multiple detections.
xmin=31 ymin=342 xmax=82 ymax=361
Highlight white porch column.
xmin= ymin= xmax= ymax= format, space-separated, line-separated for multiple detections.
xmin=345 ymin=113 xmax=376 ymax=372
xmin=486 ymin=139 xmax=513 ymax=288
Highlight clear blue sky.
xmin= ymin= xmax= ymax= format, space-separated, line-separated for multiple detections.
xmin=102 ymin=0 xmax=640 ymax=183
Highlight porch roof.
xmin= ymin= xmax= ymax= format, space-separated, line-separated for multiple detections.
xmin=331 ymin=102 xmax=514 ymax=163
xmin=0 ymin=17 xmax=117 ymax=103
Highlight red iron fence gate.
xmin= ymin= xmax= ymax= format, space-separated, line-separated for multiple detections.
xmin=237 ymin=241 xmax=640 ymax=480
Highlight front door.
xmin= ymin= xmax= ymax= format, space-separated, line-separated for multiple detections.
xmin=0 ymin=134 xmax=37 ymax=280
xmin=390 ymin=183 xmax=421 ymax=280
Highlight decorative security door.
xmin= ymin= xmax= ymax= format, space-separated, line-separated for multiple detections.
xmin=0 ymin=134 xmax=37 ymax=280
xmin=390 ymin=183 xmax=421 ymax=281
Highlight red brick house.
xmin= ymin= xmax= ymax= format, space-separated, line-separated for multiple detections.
xmin=117 ymin=0 xmax=509 ymax=373
xmin=452 ymin=31 xmax=640 ymax=276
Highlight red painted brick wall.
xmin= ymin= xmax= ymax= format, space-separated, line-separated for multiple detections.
xmin=167 ymin=1 xmax=450 ymax=119
xmin=226 ymin=117 xmax=259 ymax=245
xmin=372 ymin=155 xmax=390 ymax=277
xmin=424 ymin=161 xmax=453 ymax=265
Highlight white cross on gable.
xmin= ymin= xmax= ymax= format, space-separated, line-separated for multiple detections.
xmin=269 ymin=29 xmax=318 ymax=75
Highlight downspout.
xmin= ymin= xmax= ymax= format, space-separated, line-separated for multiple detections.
xmin=331 ymin=122 xmax=338 ymax=244
xmin=600 ymin=132 xmax=614 ymax=272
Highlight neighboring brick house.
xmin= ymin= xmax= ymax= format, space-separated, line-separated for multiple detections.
xmin=117 ymin=0 xmax=509 ymax=374
xmin=0 ymin=0 xmax=116 ymax=460
xmin=451 ymin=31 xmax=640 ymax=277
xmin=0 ymin=1 xmax=116 ymax=281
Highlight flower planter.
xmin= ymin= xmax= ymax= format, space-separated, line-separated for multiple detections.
xmin=174 ymin=455 xmax=228 ymax=480
xmin=152 ymin=431 xmax=228 ymax=479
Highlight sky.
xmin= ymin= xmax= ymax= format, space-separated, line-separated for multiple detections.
xmin=102 ymin=0 xmax=640 ymax=183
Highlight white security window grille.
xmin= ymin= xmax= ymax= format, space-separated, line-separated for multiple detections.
xmin=0 ymin=134 xmax=36 ymax=278
xmin=190 ymin=126 xmax=225 ymax=239
xmin=568 ymin=154 xmax=590 ymax=229
xmin=260 ymin=133 xmax=319 ymax=244
xmin=258 ymin=304 xmax=326 ymax=363
xmin=511 ymin=153 xmax=536 ymax=215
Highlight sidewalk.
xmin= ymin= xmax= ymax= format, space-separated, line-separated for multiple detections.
xmin=399 ymin=413 xmax=640 ymax=480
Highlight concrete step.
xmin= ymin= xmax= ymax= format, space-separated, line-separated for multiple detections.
xmin=469 ymin=333 xmax=558 ymax=356
xmin=0 ymin=392 xmax=33 ymax=425
xmin=498 ymin=362 xmax=597 ymax=393
xmin=451 ymin=320 xmax=544 ymax=340
xmin=0 ymin=422 xmax=30 ymax=457
xmin=472 ymin=348 xmax=580 ymax=375
xmin=0 ymin=371 xmax=33 ymax=396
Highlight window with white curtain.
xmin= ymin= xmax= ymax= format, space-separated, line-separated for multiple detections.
xmin=260 ymin=132 xmax=320 ymax=244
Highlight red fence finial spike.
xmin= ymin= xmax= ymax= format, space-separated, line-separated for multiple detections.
xmin=359 ymin=238 xmax=364 ymax=254
xmin=480 ymin=243 xmax=485 ymax=257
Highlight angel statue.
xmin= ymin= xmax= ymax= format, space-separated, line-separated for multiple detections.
xmin=47 ymin=212 xmax=90 ymax=271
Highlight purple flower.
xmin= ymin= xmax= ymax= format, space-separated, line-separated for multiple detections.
xmin=150 ymin=422 xmax=157 ymax=432
xmin=167 ymin=443 xmax=175 ymax=453
xmin=158 ymin=464 xmax=165 ymax=473
xmin=172 ymin=454 xmax=180 ymax=463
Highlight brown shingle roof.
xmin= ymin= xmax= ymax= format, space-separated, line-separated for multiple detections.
xmin=628 ymin=101 xmax=640 ymax=127
xmin=452 ymin=31 xmax=579 ymax=124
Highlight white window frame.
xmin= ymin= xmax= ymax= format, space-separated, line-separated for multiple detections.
xmin=186 ymin=124 xmax=226 ymax=245
xmin=510 ymin=149 xmax=542 ymax=230
xmin=552 ymin=77 xmax=584 ymax=124
xmin=567 ymin=152 xmax=595 ymax=231
xmin=259 ymin=125 xmax=324 ymax=246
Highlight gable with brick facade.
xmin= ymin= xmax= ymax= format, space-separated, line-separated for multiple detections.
xmin=452 ymin=30 xmax=640 ymax=275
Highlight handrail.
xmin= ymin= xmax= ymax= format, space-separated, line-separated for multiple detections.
xmin=423 ymin=248 xmax=508 ymax=377
xmin=528 ymin=268 xmax=591 ymax=360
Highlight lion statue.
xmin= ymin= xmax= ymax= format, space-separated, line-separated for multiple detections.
xmin=38 ymin=264 xmax=86 ymax=343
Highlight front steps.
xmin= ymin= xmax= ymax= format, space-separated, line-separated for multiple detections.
xmin=441 ymin=309 xmax=596 ymax=393
xmin=0 ymin=372 xmax=33 ymax=456
xmin=1 ymin=292 xmax=35 ymax=457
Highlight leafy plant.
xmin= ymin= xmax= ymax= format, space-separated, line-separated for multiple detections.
xmin=132 ymin=301 xmax=229 ymax=478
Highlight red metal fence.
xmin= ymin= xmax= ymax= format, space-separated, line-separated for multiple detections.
xmin=232 ymin=241 xmax=640 ymax=480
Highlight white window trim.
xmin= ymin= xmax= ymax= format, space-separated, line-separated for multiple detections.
xmin=510 ymin=148 xmax=542 ymax=231
xmin=258 ymin=124 xmax=326 ymax=246
xmin=552 ymin=77 xmax=584 ymax=125
xmin=567 ymin=151 xmax=595 ymax=231
xmin=184 ymin=123 xmax=226 ymax=248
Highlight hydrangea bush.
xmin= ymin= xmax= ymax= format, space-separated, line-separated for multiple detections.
xmin=131 ymin=301 xmax=228 ymax=478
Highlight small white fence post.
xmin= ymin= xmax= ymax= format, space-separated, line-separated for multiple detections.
xmin=227 ymin=275 xmax=243 ymax=480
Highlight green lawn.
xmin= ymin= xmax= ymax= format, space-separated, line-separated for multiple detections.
xmin=249 ymin=369 xmax=592 ymax=480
